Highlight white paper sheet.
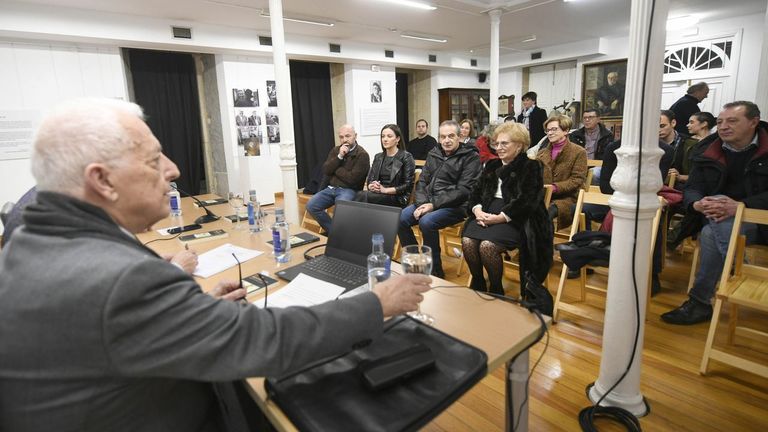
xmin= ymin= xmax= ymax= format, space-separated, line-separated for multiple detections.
xmin=193 ymin=243 xmax=263 ymax=278
xmin=254 ymin=273 xmax=345 ymax=309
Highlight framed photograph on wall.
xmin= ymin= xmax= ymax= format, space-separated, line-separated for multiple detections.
xmin=370 ymin=80 xmax=382 ymax=103
xmin=582 ymin=59 xmax=627 ymax=119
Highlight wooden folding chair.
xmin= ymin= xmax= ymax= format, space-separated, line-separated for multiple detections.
xmin=700 ymin=205 xmax=768 ymax=378
xmin=552 ymin=189 xmax=664 ymax=322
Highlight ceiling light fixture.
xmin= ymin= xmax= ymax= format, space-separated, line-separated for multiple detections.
xmin=400 ymin=33 xmax=447 ymax=43
xmin=381 ymin=0 xmax=437 ymax=11
xmin=666 ymin=15 xmax=699 ymax=30
xmin=522 ymin=35 xmax=537 ymax=43
xmin=260 ymin=11 xmax=335 ymax=27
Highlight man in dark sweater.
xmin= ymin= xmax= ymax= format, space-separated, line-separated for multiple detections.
xmin=306 ymin=124 xmax=370 ymax=233
xmin=569 ymin=109 xmax=614 ymax=161
xmin=407 ymin=118 xmax=437 ymax=160
xmin=662 ymin=101 xmax=768 ymax=325
xmin=669 ymin=82 xmax=709 ymax=136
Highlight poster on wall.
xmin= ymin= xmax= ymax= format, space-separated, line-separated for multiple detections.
xmin=582 ymin=60 xmax=627 ymax=119
xmin=266 ymin=80 xmax=277 ymax=107
xmin=267 ymin=125 xmax=280 ymax=144
xmin=265 ymin=108 xmax=279 ymax=126
xmin=232 ymin=88 xmax=259 ymax=107
xmin=370 ymin=80 xmax=382 ymax=103
xmin=238 ymin=126 xmax=264 ymax=156
xmin=0 ymin=109 xmax=40 ymax=161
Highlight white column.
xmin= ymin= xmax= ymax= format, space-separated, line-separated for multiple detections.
xmin=755 ymin=6 xmax=768 ymax=110
xmin=489 ymin=9 xmax=502 ymax=121
xmin=268 ymin=0 xmax=299 ymax=225
xmin=588 ymin=0 xmax=669 ymax=417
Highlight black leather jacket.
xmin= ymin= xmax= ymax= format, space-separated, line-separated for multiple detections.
xmin=415 ymin=143 xmax=481 ymax=211
xmin=366 ymin=149 xmax=416 ymax=206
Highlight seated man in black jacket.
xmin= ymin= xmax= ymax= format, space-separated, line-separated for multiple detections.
xmin=662 ymin=101 xmax=768 ymax=325
xmin=569 ymin=109 xmax=614 ymax=161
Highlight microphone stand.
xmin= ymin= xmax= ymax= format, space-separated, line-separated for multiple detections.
xmin=171 ymin=184 xmax=221 ymax=225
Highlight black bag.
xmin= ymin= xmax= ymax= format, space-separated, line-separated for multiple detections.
xmin=264 ymin=315 xmax=488 ymax=432
xmin=521 ymin=271 xmax=554 ymax=317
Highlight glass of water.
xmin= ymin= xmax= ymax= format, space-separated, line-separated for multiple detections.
xmin=401 ymin=244 xmax=434 ymax=325
xmin=228 ymin=192 xmax=245 ymax=230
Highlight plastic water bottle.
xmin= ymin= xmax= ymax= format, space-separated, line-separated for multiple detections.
xmin=367 ymin=233 xmax=391 ymax=291
xmin=168 ymin=182 xmax=182 ymax=217
xmin=248 ymin=189 xmax=263 ymax=233
xmin=271 ymin=208 xmax=291 ymax=264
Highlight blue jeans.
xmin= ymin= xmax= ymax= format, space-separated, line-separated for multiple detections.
xmin=398 ymin=204 xmax=465 ymax=276
xmin=689 ymin=217 xmax=758 ymax=305
xmin=306 ymin=186 xmax=356 ymax=233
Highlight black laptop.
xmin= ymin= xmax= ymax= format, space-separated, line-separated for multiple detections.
xmin=275 ymin=200 xmax=401 ymax=291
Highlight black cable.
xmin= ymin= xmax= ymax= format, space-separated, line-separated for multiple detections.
xmin=578 ymin=2 xmax=655 ymax=430
xmin=143 ymin=232 xmax=181 ymax=245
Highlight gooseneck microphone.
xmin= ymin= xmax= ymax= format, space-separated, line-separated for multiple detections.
xmin=171 ymin=184 xmax=221 ymax=225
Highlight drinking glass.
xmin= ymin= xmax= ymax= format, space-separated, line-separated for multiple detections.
xmin=228 ymin=192 xmax=245 ymax=230
xmin=401 ymin=244 xmax=434 ymax=325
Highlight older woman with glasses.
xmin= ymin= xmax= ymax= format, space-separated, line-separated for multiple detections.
xmin=536 ymin=114 xmax=588 ymax=230
xmin=461 ymin=122 xmax=553 ymax=295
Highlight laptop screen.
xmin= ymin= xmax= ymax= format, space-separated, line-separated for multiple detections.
xmin=325 ymin=201 xmax=402 ymax=266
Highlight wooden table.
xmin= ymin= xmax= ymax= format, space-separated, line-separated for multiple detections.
xmin=139 ymin=196 xmax=545 ymax=431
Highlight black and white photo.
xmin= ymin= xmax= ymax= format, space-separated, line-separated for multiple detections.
xmin=265 ymin=107 xmax=279 ymax=126
xmin=267 ymin=125 xmax=280 ymax=144
xmin=266 ymin=80 xmax=277 ymax=107
xmin=370 ymin=80 xmax=382 ymax=103
xmin=232 ymin=88 xmax=259 ymax=107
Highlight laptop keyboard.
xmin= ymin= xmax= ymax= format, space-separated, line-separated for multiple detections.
xmin=303 ymin=256 xmax=368 ymax=287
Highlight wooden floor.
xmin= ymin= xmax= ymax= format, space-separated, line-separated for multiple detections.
xmin=422 ymin=248 xmax=768 ymax=431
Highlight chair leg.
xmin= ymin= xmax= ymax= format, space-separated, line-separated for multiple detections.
xmin=579 ymin=267 xmax=587 ymax=302
xmin=455 ymin=256 xmax=466 ymax=276
xmin=727 ymin=303 xmax=738 ymax=345
xmin=553 ymin=265 xmax=569 ymax=323
xmin=700 ymin=298 xmax=724 ymax=375
xmin=687 ymin=244 xmax=700 ymax=293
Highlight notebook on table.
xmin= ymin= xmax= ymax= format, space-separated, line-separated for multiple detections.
xmin=275 ymin=201 xmax=401 ymax=292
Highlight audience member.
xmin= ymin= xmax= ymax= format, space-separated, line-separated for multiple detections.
xmin=669 ymin=82 xmax=710 ymax=136
xmin=306 ymin=124 xmax=370 ymax=234
xmin=461 ymin=122 xmax=552 ymax=295
xmin=474 ymin=120 xmax=501 ymax=165
xmin=356 ymin=124 xmax=415 ymax=208
xmin=407 ymin=119 xmax=437 ymax=160
xmin=399 ymin=120 xmax=481 ymax=278
xmin=517 ymin=91 xmax=547 ymax=146
xmin=459 ymin=118 xmax=477 ymax=147
xmin=662 ymin=101 xmax=768 ymax=325
xmin=669 ymin=111 xmax=716 ymax=185
xmin=569 ymin=109 xmax=613 ymax=161
xmin=536 ymin=115 xmax=587 ymax=230
xmin=0 ymin=98 xmax=431 ymax=430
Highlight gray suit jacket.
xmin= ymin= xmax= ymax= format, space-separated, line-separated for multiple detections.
xmin=0 ymin=192 xmax=383 ymax=432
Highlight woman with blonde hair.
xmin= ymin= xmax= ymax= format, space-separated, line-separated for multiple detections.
xmin=462 ymin=122 xmax=553 ymax=295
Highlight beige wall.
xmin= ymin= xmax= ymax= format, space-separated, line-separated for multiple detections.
xmin=329 ymin=63 xmax=346 ymax=145
xmin=404 ymin=69 xmax=432 ymax=139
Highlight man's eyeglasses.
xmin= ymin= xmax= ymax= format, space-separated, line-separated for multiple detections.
xmin=232 ymin=252 xmax=269 ymax=307
xmin=545 ymin=128 xmax=562 ymax=133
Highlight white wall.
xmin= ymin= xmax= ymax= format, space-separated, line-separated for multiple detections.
xmin=343 ymin=64 xmax=398 ymax=159
xmin=0 ymin=40 xmax=126 ymax=222
xmin=217 ymin=55 xmax=282 ymax=204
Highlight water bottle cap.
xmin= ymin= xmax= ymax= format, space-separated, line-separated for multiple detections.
xmin=372 ymin=233 xmax=384 ymax=243
xmin=170 ymin=182 xmax=178 ymax=188
xmin=275 ymin=208 xmax=284 ymax=215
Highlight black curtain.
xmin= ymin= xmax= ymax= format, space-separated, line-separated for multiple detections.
xmin=396 ymin=72 xmax=409 ymax=141
xmin=290 ymin=60 xmax=335 ymax=188
xmin=128 ymin=49 xmax=204 ymax=195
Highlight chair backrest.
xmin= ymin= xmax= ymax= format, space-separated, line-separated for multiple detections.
xmin=717 ymin=204 xmax=768 ymax=297
xmin=666 ymin=172 xmax=677 ymax=188
xmin=568 ymin=189 xmax=612 ymax=238
xmin=543 ymin=184 xmax=553 ymax=208
xmin=408 ymin=170 xmax=421 ymax=205
xmin=587 ymin=159 xmax=603 ymax=168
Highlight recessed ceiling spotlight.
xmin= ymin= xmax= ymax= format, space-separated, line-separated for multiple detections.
xmin=380 ymin=0 xmax=436 ymax=11
xmin=522 ymin=35 xmax=537 ymax=43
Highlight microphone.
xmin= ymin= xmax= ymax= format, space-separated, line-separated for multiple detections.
xmin=171 ymin=184 xmax=221 ymax=225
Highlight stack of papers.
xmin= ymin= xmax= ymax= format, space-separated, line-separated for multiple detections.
xmin=254 ymin=273 xmax=345 ymax=308
xmin=193 ymin=243 xmax=263 ymax=278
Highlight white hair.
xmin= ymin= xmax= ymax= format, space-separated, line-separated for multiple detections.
xmin=31 ymin=98 xmax=145 ymax=194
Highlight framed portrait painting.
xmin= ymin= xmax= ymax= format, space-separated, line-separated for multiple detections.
xmin=582 ymin=60 xmax=627 ymax=119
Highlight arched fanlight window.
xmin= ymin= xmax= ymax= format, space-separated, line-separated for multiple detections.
xmin=664 ymin=39 xmax=731 ymax=75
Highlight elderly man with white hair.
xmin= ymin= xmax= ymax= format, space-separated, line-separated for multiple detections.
xmin=0 ymin=98 xmax=431 ymax=431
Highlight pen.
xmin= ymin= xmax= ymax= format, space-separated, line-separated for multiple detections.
xmin=185 ymin=243 xmax=189 ymax=251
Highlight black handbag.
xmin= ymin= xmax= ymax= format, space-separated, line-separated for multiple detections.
xmin=264 ymin=315 xmax=488 ymax=432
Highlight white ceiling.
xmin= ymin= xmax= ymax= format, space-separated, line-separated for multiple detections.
xmin=10 ymin=0 xmax=768 ymax=55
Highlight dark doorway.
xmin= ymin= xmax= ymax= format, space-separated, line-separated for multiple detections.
xmin=289 ymin=60 xmax=335 ymax=188
xmin=127 ymin=49 xmax=205 ymax=195
xmin=396 ymin=72 xmax=409 ymax=142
